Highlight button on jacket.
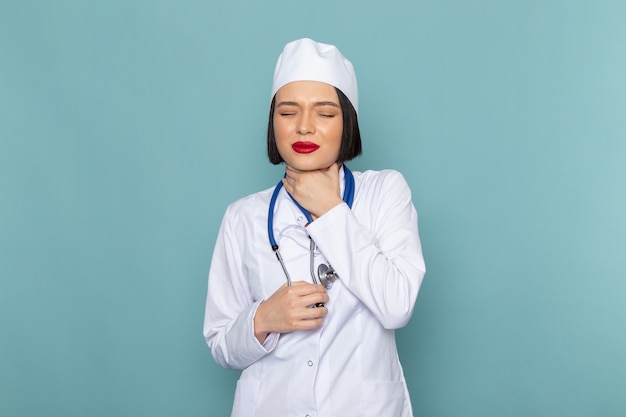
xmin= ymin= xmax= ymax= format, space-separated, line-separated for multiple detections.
xmin=204 ymin=169 xmax=426 ymax=417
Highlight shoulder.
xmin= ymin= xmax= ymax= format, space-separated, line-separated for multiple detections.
xmin=352 ymin=169 xmax=411 ymax=196
xmin=353 ymin=168 xmax=408 ymax=183
xmin=221 ymin=185 xmax=275 ymax=223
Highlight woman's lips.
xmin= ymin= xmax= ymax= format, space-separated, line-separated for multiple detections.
xmin=292 ymin=141 xmax=320 ymax=154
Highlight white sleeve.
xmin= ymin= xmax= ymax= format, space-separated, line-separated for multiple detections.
xmin=306 ymin=170 xmax=425 ymax=329
xmin=203 ymin=206 xmax=279 ymax=370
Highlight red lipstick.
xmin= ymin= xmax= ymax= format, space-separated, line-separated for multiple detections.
xmin=292 ymin=141 xmax=320 ymax=154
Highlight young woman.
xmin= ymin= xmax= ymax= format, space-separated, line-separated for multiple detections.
xmin=204 ymin=38 xmax=426 ymax=417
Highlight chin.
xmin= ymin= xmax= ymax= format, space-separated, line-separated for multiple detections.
xmin=286 ymin=164 xmax=321 ymax=172
xmin=286 ymin=160 xmax=332 ymax=171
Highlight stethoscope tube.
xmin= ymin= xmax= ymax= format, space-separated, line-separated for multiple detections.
xmin=309 ymin=238 xmax=320 ymax=286
xmin=274 ymin=249 xmax=293 ymax=287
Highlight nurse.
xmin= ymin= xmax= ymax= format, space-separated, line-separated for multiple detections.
xmin=204 ymin=38 xmax=426 ymax=417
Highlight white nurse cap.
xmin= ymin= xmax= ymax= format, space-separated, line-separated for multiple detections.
xmin=271 ymin=38 xmax=359 ymax=114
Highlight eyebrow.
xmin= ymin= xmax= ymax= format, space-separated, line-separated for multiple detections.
xmin=276 ymin=101 xmax=340 ymax=108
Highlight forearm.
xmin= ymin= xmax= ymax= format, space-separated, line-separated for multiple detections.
xmin=204 ymin=300 xmax=278 ymax=370
xmin=307 ymin=176 xmax=425 ymax=329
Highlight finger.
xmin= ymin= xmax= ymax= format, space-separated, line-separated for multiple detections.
xmin=299 ymin=305 xmax=328 ymax=320
xmin=281 ymin=178 xmax=294 ymax=193
xmin=287 ymin=281 xmax=327 ymax=289
xmin=301 ymin=293 xmax=329 ymax=308
xmin=287 ymin=303 xmax=327 ymax=322
xmin=285 ymin=282 xmax=328 ymax=296
xmin=287 ymin=280 xmax=314 ymax=287
xmin=292 ymin=317 xmax=324 ymax=331
xmin=285 ymin=165 xmax=304 ymax=175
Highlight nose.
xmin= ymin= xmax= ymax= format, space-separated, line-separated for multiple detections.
xmin=296 ymin=111 xmax=314 ymax=135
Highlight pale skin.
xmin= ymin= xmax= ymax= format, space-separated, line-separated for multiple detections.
xmin=254 ymin=81 xmax=346 ymax=343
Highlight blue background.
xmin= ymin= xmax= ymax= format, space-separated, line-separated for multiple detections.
xmin=1 ymin=1 xmax=625 ymax=416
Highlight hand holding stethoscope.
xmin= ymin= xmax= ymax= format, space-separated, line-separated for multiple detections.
xmin=253 ymin=281 xmax=329 ymax=344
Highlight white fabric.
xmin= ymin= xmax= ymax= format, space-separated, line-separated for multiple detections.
xmin=204 ymin=169 xmax=426 ymax=417
xmin=271 ymin=38 xmax=359 ymax=113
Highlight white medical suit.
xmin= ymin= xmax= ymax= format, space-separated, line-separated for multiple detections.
xmin=204 ymin=168 xmax=425 ymax=417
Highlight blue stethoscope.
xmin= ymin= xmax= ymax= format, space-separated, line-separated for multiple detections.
xmin=267 ymin=165 xmax=355 ymax=293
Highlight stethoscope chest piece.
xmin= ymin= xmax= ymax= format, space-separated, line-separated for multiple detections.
xmin=318 ymin=263 xmax=339 ymax=289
